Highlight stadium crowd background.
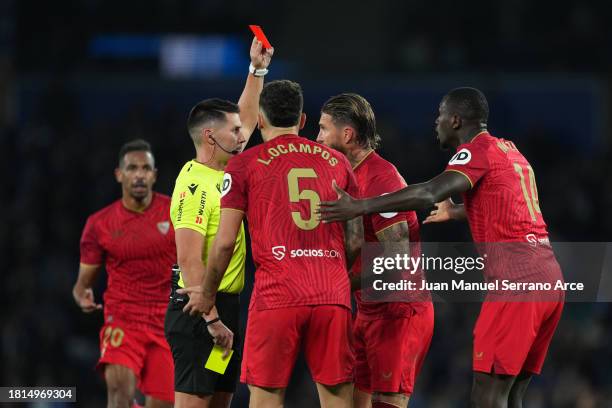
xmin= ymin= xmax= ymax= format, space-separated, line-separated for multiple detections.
xmin=1 ymin=0 xmax=611 ymax=406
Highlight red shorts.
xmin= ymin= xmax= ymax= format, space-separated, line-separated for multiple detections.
xmin=473 ymin=300 xmax=564 ymax=376
xmin=354 ymin=303 xmax=434 ymax=395
xmin=241 ymin=305 xmax=354 ymax=388
xmin=97 ymin=320 xmax=174 ymax=403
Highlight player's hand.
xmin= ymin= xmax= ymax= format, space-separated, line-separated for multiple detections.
xmin=423 ymin=199 xmax=454 ymax=224
xmin=177 ymin=286 xmax=215 ymax=316
xmin=317 ymin=180 xmax=364 ymax=222
xmin=73 ymin=287 xmax=103 ymax=313
xmin=206 ymin=319 xmax=234 ymax=358
xmin=250 ymin=37 xmax=274 ymax=70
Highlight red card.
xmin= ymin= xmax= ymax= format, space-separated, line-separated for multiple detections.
xmin=249 ymin=25 xmax=272 ymax=49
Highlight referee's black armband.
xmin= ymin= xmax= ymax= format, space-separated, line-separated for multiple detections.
xmin=204 ymin=317 xmax=220 ymax=326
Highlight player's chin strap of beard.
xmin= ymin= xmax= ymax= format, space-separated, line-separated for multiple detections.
xmin=209 ymin=135 xmax=241 ymax=156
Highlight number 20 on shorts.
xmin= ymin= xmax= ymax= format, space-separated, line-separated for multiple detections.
xmin=102 ymin=326 xmax=125 ymax=348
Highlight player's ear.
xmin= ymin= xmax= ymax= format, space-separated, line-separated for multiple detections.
xmin=343 ymin=126 xmax=354 ymax=144
xmin=114 ymin=167 xmax=122 ymax=183
xmin=298 ymin=113 xmax=306 ymax=130
xmin=257 ymin=112 xmax=265 ymax=130
xmin=452 ymin=114 xmax=461 ymax=130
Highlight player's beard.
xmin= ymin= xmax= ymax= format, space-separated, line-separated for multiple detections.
xmin=130 ymin=183 xmax=150 ymax=201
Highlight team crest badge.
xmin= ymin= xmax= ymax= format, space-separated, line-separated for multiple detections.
xmin=157 ymin=221 xmax=170 ymax=235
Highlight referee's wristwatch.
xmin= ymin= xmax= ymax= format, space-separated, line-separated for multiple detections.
xmin=249 ymin=63 xmax=268 ymax=77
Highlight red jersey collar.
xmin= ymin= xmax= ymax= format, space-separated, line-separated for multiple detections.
xmin=469 ymin=131 xmax=489 ymax=144
xmin=352 ymin=149 xmax=376 ymax=171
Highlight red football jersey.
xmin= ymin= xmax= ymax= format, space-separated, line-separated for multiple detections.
xmin=351 ymin=151 xmax=428 ymax=319
xmin=445 ymin=131 xmax=561 ymax=283
xmin=221 ymin=134 xmax=357 ymax=311
xmin=80 ymin=193 xmax=176 ymax=332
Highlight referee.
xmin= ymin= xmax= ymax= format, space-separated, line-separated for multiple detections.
xmin=165 ymin=38 xmax=273 ymax=408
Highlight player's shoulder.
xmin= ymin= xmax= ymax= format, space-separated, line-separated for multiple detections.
xmin=358 ymin=151 xmax=398 ymax=176
xmin=362 ymin=152 xmax=408 ymax=192
xmin=87 ymin=199 xmax=122 ymax=224
xmin=450 ymin=131 xmax=500 ymax=163
xmin=368 ymin=151 xmax=397 ymax=171
xmin=470 ymin=132 xmax=523 ymax=160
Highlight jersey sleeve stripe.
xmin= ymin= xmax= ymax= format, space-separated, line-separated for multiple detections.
xmin=444 ymin=169 xmax=474 ymax=188
xmin=374 ymin=219 xmax=409 ymax=236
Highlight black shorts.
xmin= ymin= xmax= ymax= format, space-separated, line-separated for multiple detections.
xmin=164 ymin=292 xmax=241 ymax=395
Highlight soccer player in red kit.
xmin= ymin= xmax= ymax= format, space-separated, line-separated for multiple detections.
xmin=73 ymin=139 xmax=175 ymax=408
xmin=180 ymin=80 xmax=363 ymax=407
xmin=317 ymin=93 xmax=434 ymax=408
xmin=318 ymin=88 xmax=564 ymax=408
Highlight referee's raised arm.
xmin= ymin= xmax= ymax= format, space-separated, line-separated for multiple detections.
xmin=237 ymin=37 xmax=274 ymax=146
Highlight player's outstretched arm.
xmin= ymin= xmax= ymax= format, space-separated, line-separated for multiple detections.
xmin=72 ymin=263 xmax=103 ymax=313
xmin=237 ymin=37 xmax=274 ymax=145
xmin=344 ymin=216 xmax=364 ymax=274
xmin=319 ymin=171 xmax=471 ymax=222
xmin=423 ymin=198 xmax=466 ymax=224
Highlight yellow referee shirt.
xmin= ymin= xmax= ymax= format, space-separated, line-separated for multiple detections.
xmin=170 ymin=160 xmax=246 ymax=294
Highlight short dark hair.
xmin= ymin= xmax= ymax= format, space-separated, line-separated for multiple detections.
xmin=321 ymin=93 xmax=380 ymax=149
xmin=187 ymin=98 xmax=240 ymax=145
xmin=118 ymin=139 xmax=154 ymax=167
xmin=259 ymin=80 xmax=303 ymax=127
xmin=443 ymin=87 xmax=489 ymax=124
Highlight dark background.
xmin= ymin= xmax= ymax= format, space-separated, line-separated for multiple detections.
xmin=1 ymin=0 xmax=611 ymax=406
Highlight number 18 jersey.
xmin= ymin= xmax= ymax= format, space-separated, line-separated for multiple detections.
xmin=221 ymin=134 xmax=358 ymax=311
xmin=445 ymin=131 xmax=549 ymax=243
xmin=445 ymin=131 xmax=562 ymax=283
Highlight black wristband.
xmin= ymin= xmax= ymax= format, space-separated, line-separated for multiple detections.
xmin=204 ymin=317 xmax=220 ymax=326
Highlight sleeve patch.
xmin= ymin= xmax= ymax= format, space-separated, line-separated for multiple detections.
xmin=448 ymin=148 xmax=472 ymax=165
xmin=221 ymin=173 xmax=232 ymax=198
